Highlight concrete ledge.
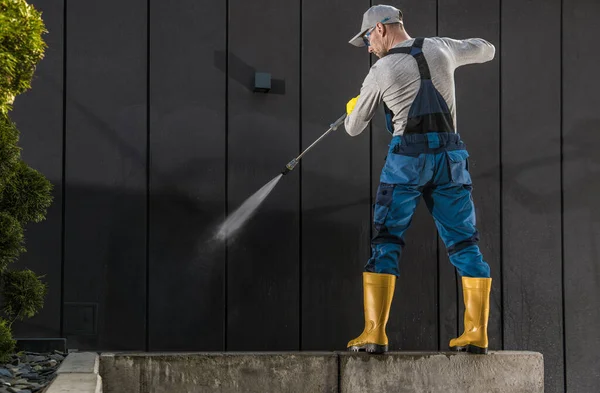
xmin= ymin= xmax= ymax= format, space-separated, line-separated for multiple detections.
xmin=99 ymin=351 xmax=542 ymax=393
xmin=100 ymin=352 xmax=338 ymax=393
xmin=341 ymin=351 xmax=544 ymax=393
xmin=57 ymin=352 xmax=100 ymax=374
xmin=46 ymin=352 xmax=102 ymax=393
xmin=45 ymin=373 xmax=102 ymax=393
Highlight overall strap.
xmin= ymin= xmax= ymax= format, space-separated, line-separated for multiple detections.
xmin=386 ymin=38 xmax=431 ymax=80
xmin=383 ymin=38 xmax=428 ymax=134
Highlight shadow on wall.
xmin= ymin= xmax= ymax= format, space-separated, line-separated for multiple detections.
xmin=213 ymin=50 xmax=286 ymax=95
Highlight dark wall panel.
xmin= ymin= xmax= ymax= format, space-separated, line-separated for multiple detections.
xmin=227 ymin=0 xmax=300 ymax=350
xmin=64 ymin=0 xmax=147 ymax=349
xmin=501 ymin=1 xmax=563 ymax=392
xmin=438 ymin=0 xmax=502 ymax=350
xmin=563 ymin=0 xmax=600 ymax=391
xmin=370 ymin=0 xmax=439 ymax=351
xmin=11 ymin=0 xmax=63 ymax=338
xmin=301 ymin=0 xmax=371 ymax=351
xmin=148 ymin=0 xmax=226 ymax=350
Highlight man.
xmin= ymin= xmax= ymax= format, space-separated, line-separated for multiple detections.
xmin=344 ymin=5 xmax=495 ymax=355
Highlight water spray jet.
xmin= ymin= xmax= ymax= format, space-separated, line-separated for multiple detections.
xmin=215 ymin=113 xmax=347 ymax=241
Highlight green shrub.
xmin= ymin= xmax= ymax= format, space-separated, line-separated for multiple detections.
xmin=1 ymin=269 xmax=47 ymax=323
xmin=0 ymin=114 xmax=20 ymax=193
xmin=0 ymin=0 xmax=47 ymax=114
xmin=0 ymin=159 xmax=53 ymax=224
xmin=0 ymin=0 xmax=50 ymax=362
xmin=0 ymin=319 xmax=15 ymax=363
xmin=0 ymin=212 xmax=24 ymax=271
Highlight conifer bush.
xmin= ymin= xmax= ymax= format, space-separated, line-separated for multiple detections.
xmin=0 ymin=0 xmax=52 ymax=361
xmin=0 ymin=320 xmax=15 ymax=363
xmin=0 ymin=0 xmax=47 ymax=114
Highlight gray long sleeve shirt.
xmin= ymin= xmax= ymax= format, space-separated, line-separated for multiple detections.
xmin=344 ymin=37 xmax=496 ymax=136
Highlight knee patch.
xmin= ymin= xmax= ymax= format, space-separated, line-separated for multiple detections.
xmin=448 ymin=232 xmax=480 ymax=256
xmin=372 ymin=226 xmax=406 ymax=246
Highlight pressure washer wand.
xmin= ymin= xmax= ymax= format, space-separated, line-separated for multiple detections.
xmin=281 ymin=113 xmax=347 ymax=175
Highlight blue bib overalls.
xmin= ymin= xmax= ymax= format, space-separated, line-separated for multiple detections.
xmin=367 ymin=38 xmax=491 ymax=279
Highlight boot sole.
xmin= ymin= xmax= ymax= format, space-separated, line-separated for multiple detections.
xmin=450 ymin=344 xmax=488 ymax=355
xmin=348 ymin=343 xmax=388 ymax=354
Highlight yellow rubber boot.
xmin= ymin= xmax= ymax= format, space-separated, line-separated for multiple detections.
xmin=449 ymin=277 xmax=492 ymax=354
xmin=347 ymin=272 xmax=396 ymax=354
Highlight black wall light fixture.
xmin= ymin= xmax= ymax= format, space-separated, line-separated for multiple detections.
xmin=254 ymin=72 xmax=271 ymax=93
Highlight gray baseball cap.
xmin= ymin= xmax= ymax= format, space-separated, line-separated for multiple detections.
xmin=349 ymin=5 xmax=403 ymax=47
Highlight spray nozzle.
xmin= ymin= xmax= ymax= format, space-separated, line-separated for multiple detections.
xmin=281 ymin=158 xmax=298 ymax=175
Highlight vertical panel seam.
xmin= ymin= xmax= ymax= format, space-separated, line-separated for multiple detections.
xmin=145 ymin=0 xmax=151 ymax=352
xmin=299 ymin=0 xmax=303 ymax=351
xmin=224 ymin=0 xmax=229 ymax=352
xmin=436 ymin=0 xmax=441 ymax=351
xmin=499 ymin=0 xmax=504 ymax=351
xmin=560 ymin=0 xmax=567 ymax=390
xmin=369 ymin=0 xmax=373 ymax=243
xmin=60 ymin=0 xmax=68 ymax=339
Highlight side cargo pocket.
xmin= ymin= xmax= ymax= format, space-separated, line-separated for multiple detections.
xmin=373 ymin=183 xmax=395 ymax=230
xmin=446 ymin=149 xmax=472 ymax=185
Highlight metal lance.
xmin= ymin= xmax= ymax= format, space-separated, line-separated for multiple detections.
xmin=281 ymin=113 xmax=347 ymax=175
